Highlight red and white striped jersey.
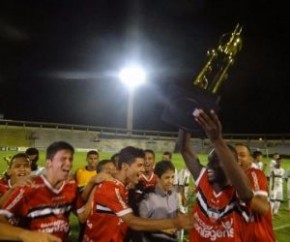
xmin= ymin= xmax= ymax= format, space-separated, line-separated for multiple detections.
xmin=190 ymin=168 xmax=242 ymax=242
xmin=83 ymin=179 xmax=132 ymax=242
xmin=236 ymin=168 xmax=276 ymax=242
xmin=0 ymin=178 xmax=10 ymax=197
xmin=0 ymin=175 xmax=83 ymax=242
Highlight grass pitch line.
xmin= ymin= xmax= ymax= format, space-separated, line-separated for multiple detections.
xmin=274 ymin=224 xmax=290 ymax=231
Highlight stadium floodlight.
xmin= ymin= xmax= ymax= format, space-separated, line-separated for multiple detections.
xmin=119 ymin=66 xmax=146 ymax=89
xmin=118 ymin=65 xmax=146 ymax=132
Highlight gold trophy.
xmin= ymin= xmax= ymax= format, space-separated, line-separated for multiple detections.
xmin=161 ymin=24 xmax=242 ymax=135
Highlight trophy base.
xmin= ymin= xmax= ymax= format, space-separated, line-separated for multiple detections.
xmin=161 ymin=84 xmax=220 ymax=137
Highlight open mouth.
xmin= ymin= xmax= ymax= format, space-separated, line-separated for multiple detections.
xmin=62 ymin=168 xmax=70 ymax=174
xmin=207 ymin=169 xmax=214 ymax=175
xmin=17 ymin=173 xmax=27 ymax=177
xmin=207 ymin=169 xmax=215 ymax=179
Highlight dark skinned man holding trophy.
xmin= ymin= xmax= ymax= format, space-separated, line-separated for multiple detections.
xmin=163 ymin=25 xmax=276 ymax=241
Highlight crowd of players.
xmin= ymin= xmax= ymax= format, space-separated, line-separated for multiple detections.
xmin=0 ymin=109 xmax=289 ymax=242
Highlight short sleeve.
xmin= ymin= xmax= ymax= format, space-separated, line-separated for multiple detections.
xmin=247 ymin=169 xmax=268 ymax=197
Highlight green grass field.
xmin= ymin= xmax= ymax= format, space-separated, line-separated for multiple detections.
xmin=1 ymin=151 xmax=290 ymax=242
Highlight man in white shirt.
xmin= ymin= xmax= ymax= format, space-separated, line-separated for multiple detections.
xmin=270 ymin=157 xmax=285 ymax=215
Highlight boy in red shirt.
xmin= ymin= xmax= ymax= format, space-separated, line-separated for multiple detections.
xmin=0 ymin=141 xmax=84 ymax=242
xmin=83 ymin=146 xmax=194 ymax=242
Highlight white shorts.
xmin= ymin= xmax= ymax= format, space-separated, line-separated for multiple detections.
xmin=270 ymin=186 xmax=283 ymax=201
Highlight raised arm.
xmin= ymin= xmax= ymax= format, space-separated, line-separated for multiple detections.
xmin=81 ymin=173 xmax=113 ymax=201
xmin=177 ymin=129 xmax=203 ymax=181
xmin=0 ymin=178 xmax=32 ymax=207
xmin=194 ymin=109 xmax=253 ymax=201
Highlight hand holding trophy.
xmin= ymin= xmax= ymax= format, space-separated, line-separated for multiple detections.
xmin=161 ymin=24 xmax=243 ymax=136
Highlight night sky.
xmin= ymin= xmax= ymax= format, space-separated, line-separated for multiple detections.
xmin=0 ymin=0 xmax=289 ymax=134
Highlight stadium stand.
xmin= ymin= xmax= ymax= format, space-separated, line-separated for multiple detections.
xmin=1 ymin=119 xmax=290 ymax=155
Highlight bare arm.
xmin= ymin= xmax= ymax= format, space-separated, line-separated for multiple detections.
xmin=249 ymin=195 xmax=269 ymax=215
xmin=177 ymin=129 xmax=203 ymax=180
xmin=78 ymin=187 xmax=95 ymax=223
xmin=121 ymin=212 xmax=194 ymax=231
xmin=211 ymin=139 xmax=253 ymax=201
xmin=194 ymin=109 xmax=253 ymax=201
xmin=0 ymin=216 xmax=61 ymax=242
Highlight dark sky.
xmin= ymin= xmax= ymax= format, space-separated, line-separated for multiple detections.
xmin=0 ymin=0 xmax=289 ymax=134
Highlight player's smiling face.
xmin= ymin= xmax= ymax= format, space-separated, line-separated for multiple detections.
xmin=235 ymin=145 xmax=252 ymax=171
xmin=144 ymin=152 xmax=155 ymax=175
xmin=207 ymin=151 xmax=227 ymax=184
xmin=8 ymin=157 xmax=31 ymax=184
xmin=48 ymin=149 xmax=73 ymax=181
xmin=126 ymin=158 xmax=145 ymax=185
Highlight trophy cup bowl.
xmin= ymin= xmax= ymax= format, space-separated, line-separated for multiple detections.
xmin=161 ymin=24 xmax=243 ymax=136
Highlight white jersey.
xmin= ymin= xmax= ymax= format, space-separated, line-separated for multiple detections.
xmin=285 ymin=169 xmax=290 ymax=199
xmin=252 ymin=161 xmax=263 ymax=171
xmin=178 ymin=168 xmax=191 ymax=186
xmin=271 ymin=167 xmax=285 ymax=188
xmin=270 ymin=167 xmax=285 ymax=201
xmin=173 ymin=168 xmax=179 ymax=186
xmin=31 ymin=166 xmax=45 ymax=176
xmin=267 ymin=159 xmax=277 ymax=177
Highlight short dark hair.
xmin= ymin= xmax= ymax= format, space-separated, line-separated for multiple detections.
xmin=163 ymin=151 xmax=172 ymax=159
xmin=8 ymin=153 xmax=30 ymax=168
xmin=111 ymin=153 xmax=119 ymax=167
xmin=252 ymin=150 xmax=263 ymax=158
xmin=111 ymin=153 xmax=119 ymax=161
xmin=118 ymin=146 xmax=145 ymax=169
xmin=46 ymin=141 xmax=74 ymax=160
xmin=144 ymin=149 xmax=155 ymax=158
xmin=87 ymin=150 xmax=99 ymax=157
xmin=154 ymin=160 xmax=175 ymax=178
xmin=235 ymin=143 xmax=251 ymax=155
xmin=96 ymin=159 xmax=116 ymax=173
xmin=25 ymin=147 xmax=39 ymax=156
